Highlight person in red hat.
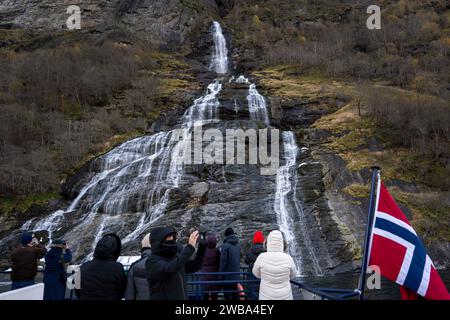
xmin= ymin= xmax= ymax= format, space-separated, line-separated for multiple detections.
xmin=244 ymin=231 xmax=266 ymax=300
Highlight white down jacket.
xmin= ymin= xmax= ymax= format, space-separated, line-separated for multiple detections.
xmin=252 ymin=230 xmax=297 ymax=300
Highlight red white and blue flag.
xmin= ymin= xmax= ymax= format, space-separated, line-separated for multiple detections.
xmin=368 ymin=176 xmax=450 ymax=300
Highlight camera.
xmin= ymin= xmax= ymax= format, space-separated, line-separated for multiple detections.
xmin=199 ymin=229 xmax=207 ymax=240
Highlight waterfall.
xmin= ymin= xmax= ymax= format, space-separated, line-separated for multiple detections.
xmin=274 ymin=132 xmax=322 ymax=275
xmin=209 ymin=21 xmax=228 ymax=74
xmin=231 ymin=75 xmax=270 ymax=126
xmin=274 ymin=132 xmax=303 ymax=273
xmin=235 ymin=75 xmax=249 ymax=84
xmin=247 ymin=83 xmax=270 ymax=126
xmin=182 ymin=80 xmax=222 ymax=130
xmin=33 ymin=210 xmax=65 ymax=242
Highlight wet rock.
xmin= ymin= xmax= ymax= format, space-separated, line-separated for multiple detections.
xmin=215 ymin=0 xmax=235 ymax=16
xmin=61 ymin=160 xmax=96 ymax=200
xmin=188 ymin=182 xmax=210 ymax=207
xmin=0 ymin=0 xmax=222 ymax=47
xmin=385 ymin=179 xmax=420 ymax=193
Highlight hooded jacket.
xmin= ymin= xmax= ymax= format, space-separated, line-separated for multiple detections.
xmin=245 ymin=243 xmax=265 ymax=271
xmin=43 ymin=246 xmax=72 ymax=300
xmin=124 ymin=248 xmax=152 ymax=300
xmin=252 ymin=230 xmax=297 ymax=300
xmin=219 ymin=234 xmax=241 ymax=281
xmin=146 ymin=227 xmax=206 ymax=300
xmin=245 ymin=231 xmax=266 ymax=271
xmin=200 ymin=235 xmax=221 ymax=290
xmin=79 ymin=233 xmax=127 ymax=300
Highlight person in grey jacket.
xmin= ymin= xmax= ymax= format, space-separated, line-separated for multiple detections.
xmin=125 ymin=233 xmax=152 ymax=300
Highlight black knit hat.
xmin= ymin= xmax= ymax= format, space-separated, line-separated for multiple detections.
xmin=224 ymin=227 xmax=234 ymax=237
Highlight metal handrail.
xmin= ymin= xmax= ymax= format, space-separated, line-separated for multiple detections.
xmin=186 ymin=272 xmax=358 ymax=300
xmin=1 ymin=269 xmax=359 ymax=300
xmin=186 ymin=271 xmax=259 ymax=300
xmin=290 ymin=279 xmax=359 ymax=300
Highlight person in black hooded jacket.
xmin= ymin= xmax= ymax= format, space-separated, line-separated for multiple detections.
xmin=146 ymin=227 xmax=206 ymax=300
xmin=78 ymin=233 xmax=127 ymax=300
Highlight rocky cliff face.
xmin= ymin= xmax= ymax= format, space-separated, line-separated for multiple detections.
xmin=19 ymin=77 xmax=357 ymax=275
xmin=2 ymin=1 xmax=448 ymax=274
xmin=0 ymin=0 xmax=223 ymax=45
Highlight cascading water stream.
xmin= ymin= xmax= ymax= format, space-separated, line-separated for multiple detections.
xmin=273 ymin=132 xmax=303 ymax=273
xmin=231 ymin=75 xmax=270 ymax=125
xmin=209 ymin=21 xmax=228 ymax=74
xmin=273 ymin=132 xmax=322 ymax=275
xmin=247 ymin=83 xmax=270 ymax=126
xmin=182 ymin=80 xmax=222 ymax=130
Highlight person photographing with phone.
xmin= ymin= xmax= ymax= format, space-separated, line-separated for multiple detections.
xmin=10 ymin=232 xmax=47 ymax=290
xmin=43 ymin=239 xmax=72 ymax=300
xmin=146 ymin=227 xmax=206 ymax=300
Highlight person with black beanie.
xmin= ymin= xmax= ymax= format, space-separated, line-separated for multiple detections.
xmin=219 ymin=227 xmax=241 ymax=300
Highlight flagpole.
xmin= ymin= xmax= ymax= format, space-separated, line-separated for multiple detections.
xmin=358 ymin=166 xmax=380 ymax=300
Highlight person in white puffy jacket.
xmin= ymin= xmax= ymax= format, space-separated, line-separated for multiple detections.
xmin=252 ymin=230 xmax=297 ymax=300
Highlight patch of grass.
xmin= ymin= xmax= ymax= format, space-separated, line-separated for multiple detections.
xmin=388 ymin=188 xmax=450 ymax=243
xmin=0 ymin=29 xmax=28 ymax=42
xmin=327 ymin=129 xmax=371 ymax=153
xmin=343 ymin=183 xmax=370 ymax=199
xmin=180 ymin=0 xmax=204 ymax=13
xmin=0 ymin=192 xmax=59 ymax=215
xmin=253 ymin=65 xmax=334 ymax=98
xmin=61 ymin=101 xmax=85 ymax=120
xmin=336 ymin=222 xmax=353 ymax=236
xmin=312 ymin=85 xmax=450 ymax=188
xmin=349 ymin=244 xmax=363 ymax=261
xmin=335 ymin=142 xmax=449 ymax=188
xmin=143 ymin=51 xmax=198 ymax=97
xmin=313 ymin=103 xmax=374 ymax=132
xmin=336 ymin=222 xmax=363 ymax=260
xmin=146 ymin=102 xmax=178 ymax=122
xmin=159 ymin=78 xmax=194 ymax=96
xmin=150 ymin=51 xmax=190 ymax=72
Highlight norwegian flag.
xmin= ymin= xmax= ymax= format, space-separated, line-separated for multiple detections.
xmin=368 ymin=177 xmax=450 ymax=300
